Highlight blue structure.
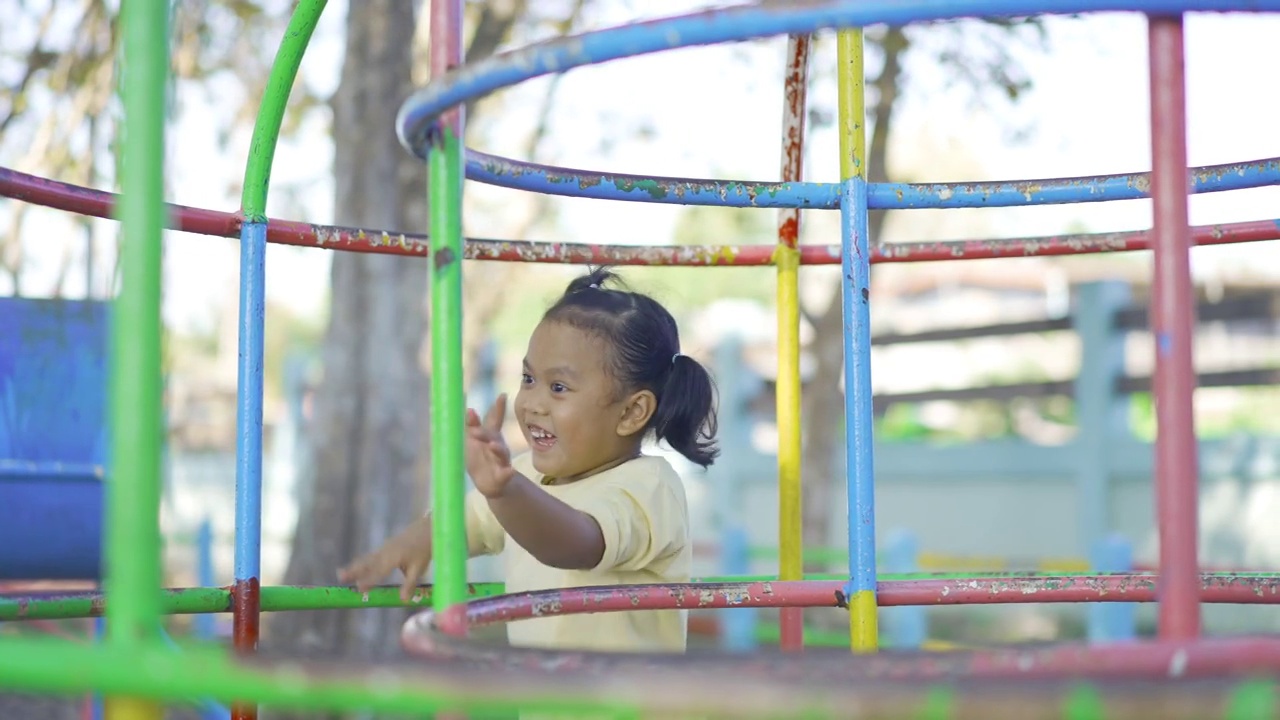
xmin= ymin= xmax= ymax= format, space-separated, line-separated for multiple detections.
xmin=0 ymin=297 xmax=107 ymax=581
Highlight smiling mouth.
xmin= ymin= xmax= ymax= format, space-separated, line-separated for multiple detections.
xmin=528 ymin=425 xmax=557 ymax=450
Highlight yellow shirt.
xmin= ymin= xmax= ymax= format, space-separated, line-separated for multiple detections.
xmin=463 ymin=452 xmax=690 ymax=653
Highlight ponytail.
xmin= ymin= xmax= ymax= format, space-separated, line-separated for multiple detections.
xmin=652 ymin=354 xmax=720 ymax=468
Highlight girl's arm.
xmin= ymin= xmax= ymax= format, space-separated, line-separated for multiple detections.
xmin=486 ymin=473 xmax=606 ymax=570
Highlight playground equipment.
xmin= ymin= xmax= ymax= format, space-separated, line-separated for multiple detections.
xmin=6 ymin=0 xmax=1280 ymax=717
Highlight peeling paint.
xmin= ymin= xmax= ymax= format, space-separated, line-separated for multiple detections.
xmin=2 ymin=166 xmax=1279 ymax=267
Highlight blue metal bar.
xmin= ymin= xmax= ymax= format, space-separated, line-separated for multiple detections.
xmin=840 ymin=174 xmax=877 ymax=649
xmin=465 ymin=150 xmax=1280 ymax=211
xmin=397 ymin=0 xmax=1280 ymax=159
xmin=1090 ymin=534 xmax=1137 ymax=643
xmin=881 ymin=531 xmax=925 ymax=649
xmin=233 ymin=220 xmax=266 ymax=651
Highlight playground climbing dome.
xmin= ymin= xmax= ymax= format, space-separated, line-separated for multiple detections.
xmin=4 ymin=0 xmax=1280 ymax=718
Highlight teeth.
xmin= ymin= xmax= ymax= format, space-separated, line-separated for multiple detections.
xmin=530 ymin=427 xmax=553 ymax=440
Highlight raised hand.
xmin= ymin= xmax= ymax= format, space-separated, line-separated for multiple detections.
xmin=337 ymin=514 xmax=433 ymax=602
xmin=466 ymin=393 xmax=516 ymax=498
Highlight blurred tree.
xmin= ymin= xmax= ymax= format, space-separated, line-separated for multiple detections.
xmin=0 ymin=0 xmax=321 ymax=297
xmin=266 ymin=7 xmax=591 ymax=720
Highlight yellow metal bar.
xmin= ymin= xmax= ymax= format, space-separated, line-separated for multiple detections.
xmin=775 ymin=243 xmax=803 ymax=588
xmin=836 ymin=26 xmax=878 ymax=654
xmin=837 ymin=30 xmax=867 ymax=182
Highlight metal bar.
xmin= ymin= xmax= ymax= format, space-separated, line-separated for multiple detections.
xmin=1147 ymin=12 xmax=1202 ymax=641
xmin=3 ymin=634 xmax=1278 ymax=719
xmin=428 ymin=0 xmax=468 ymax=617
xmin=3 ymin=165 xmax=1279 ymax=265
xmin=463 ymin=148 xmax=1280 ymax=210
xmin=837 ymin=27 xmax=879 ymax=655
xmin=231 ymin=5 xmax=327 ymax=719
xmin=775 ymin=32 xmax=810 ymax=654
xmin=431 ymin=576 xmax=1280 ymax=629
xmin=8 ymin=572 xmax=1280 ymax=621
xmin=0 ymin=583 xmax=503 ymax=621
xmin=395 ymin=0 xmax=1280 ymax=160
xmin=104 ymin=2 xmax=168 ymax=719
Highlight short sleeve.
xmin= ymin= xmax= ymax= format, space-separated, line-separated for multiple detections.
xmin=464 ymin=489 xmax=505 ymax=557
xmin=576 ymin=459 xmax=688 ymax=573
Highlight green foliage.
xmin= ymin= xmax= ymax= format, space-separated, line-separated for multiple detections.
xmin=1129 ymin=387 xmax=1280 ymax=441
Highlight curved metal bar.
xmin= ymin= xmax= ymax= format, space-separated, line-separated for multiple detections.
xmin=4 ymin=166 xmax=1279 ymax=266
xmin=0 ymin=634 xmax=1274 ymax=719
xmin=396 ymin=0 xmax=1280 ymax=160
xmin=399 ymin=577 xmax=1280 ymax=686
xmin=467 ymin=149 xmax=1280 ymax=210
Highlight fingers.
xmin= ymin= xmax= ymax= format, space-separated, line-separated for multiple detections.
xmin=400 ymin=560 xmax=427 ymax=603
xmin=464 ymin=408 xmax=481 ymax=427
xmin=338 ymin=551 xmax=394 ymax=593
xmin=483 ymin=393 xmax=507 ymax=433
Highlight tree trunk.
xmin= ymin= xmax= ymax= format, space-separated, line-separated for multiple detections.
xmin=801 ymin=28 xmax=908 ymax=627
xmin=263 ymin=0 xmax=430 ymax=705
xmin=263 ymin=3 xmax=551 ymax=717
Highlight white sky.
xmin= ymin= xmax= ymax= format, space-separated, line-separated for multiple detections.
xmin=7 ymin=3 xmax=1280 ymax=335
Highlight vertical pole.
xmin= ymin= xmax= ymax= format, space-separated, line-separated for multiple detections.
xmin=774 ymin=33 xmax=809 ymax=653
xmin=231 ymin=4 xmax=328 ymax=719
xmin=195 ymin=517 xmax=215 ymax=641
xmin=428 ymin=0 xmax=468 ymax=614
xmin=836 ymin=27 xmax=879 ymax=654
xmin=1146 ymin=13 xmax=1201 ymax=641
xmin=1072 ymin=281 xmax=1130 ymax=558
xmin=103 ymin=2 xmax=167 ymax=718
xmin=881 ymin=530 xmax=924 ymax=648
xmin=715 ymin=334 xmax=758 ymax=652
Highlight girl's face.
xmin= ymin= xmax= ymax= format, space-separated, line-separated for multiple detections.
xmin=514 ymin=320 xmax=651 ymax=482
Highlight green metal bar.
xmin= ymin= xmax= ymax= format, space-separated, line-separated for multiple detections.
xmin=0 ymin=635 xmax=1273 ymax=719
xmin=429 ymin=128 xmax=467 ymax=612
xmin=0 ymin=584 xmax=510 ymax=621
xmin=239 ymin=0 xmax=328 ymax=220
xmin=106 ymin=0 xmax=167 ymax=647
xmin=0 ymin=637 xmax=631 ymax=718
xmin=105 ymin=3 xmax=169 ymax=717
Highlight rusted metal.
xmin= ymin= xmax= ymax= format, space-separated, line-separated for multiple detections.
xmin=230 ymin=577 xmax=260 ymax=720
xmin=399 ymin=577 xmax=1280 ymax=691
xmin=396 ymin=576 xmax=1280 ymax=634
xmin=778 ymin=33 xmax=810 ymax=251
xmin=776 ymin=32 xmax=811 ymax=654
xmin=3 ymin=166 xmax=1279 ymax=265
xmin=1147 ymin=14 xmax=1203 ymax=642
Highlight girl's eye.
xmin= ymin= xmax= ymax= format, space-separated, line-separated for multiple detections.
xmin=550 ymin=382 xmax=567 ymax=393
xmin=521 ymin=373 xmax=533 ymax=385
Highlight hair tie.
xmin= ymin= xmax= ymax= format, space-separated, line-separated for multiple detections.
xmin=671 ymin=352 xmax=684 ymax=365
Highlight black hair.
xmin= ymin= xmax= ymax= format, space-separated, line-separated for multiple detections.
xmin=542 ymin=266 xmax=720 ymax=468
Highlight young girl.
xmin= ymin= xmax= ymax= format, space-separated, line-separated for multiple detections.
xmin=339 ymin=266 xmax=719 ymax=653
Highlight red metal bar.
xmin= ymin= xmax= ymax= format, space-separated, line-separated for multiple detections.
xmin=402 ymin=581 xmax=1280 ymax=684
xmin=430 ymin=575 xmax=1280 ymax=630
xmin=2 ymin=166 xmax=1278 ymax=265
xmin=1147 ymin=13 xmax=1202 ymax=641
xmin=777 ymin=32 xmax=810 ymax=655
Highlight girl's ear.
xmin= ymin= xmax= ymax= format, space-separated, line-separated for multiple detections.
xmin=616 ymin=389 xmax=657 ymax=437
